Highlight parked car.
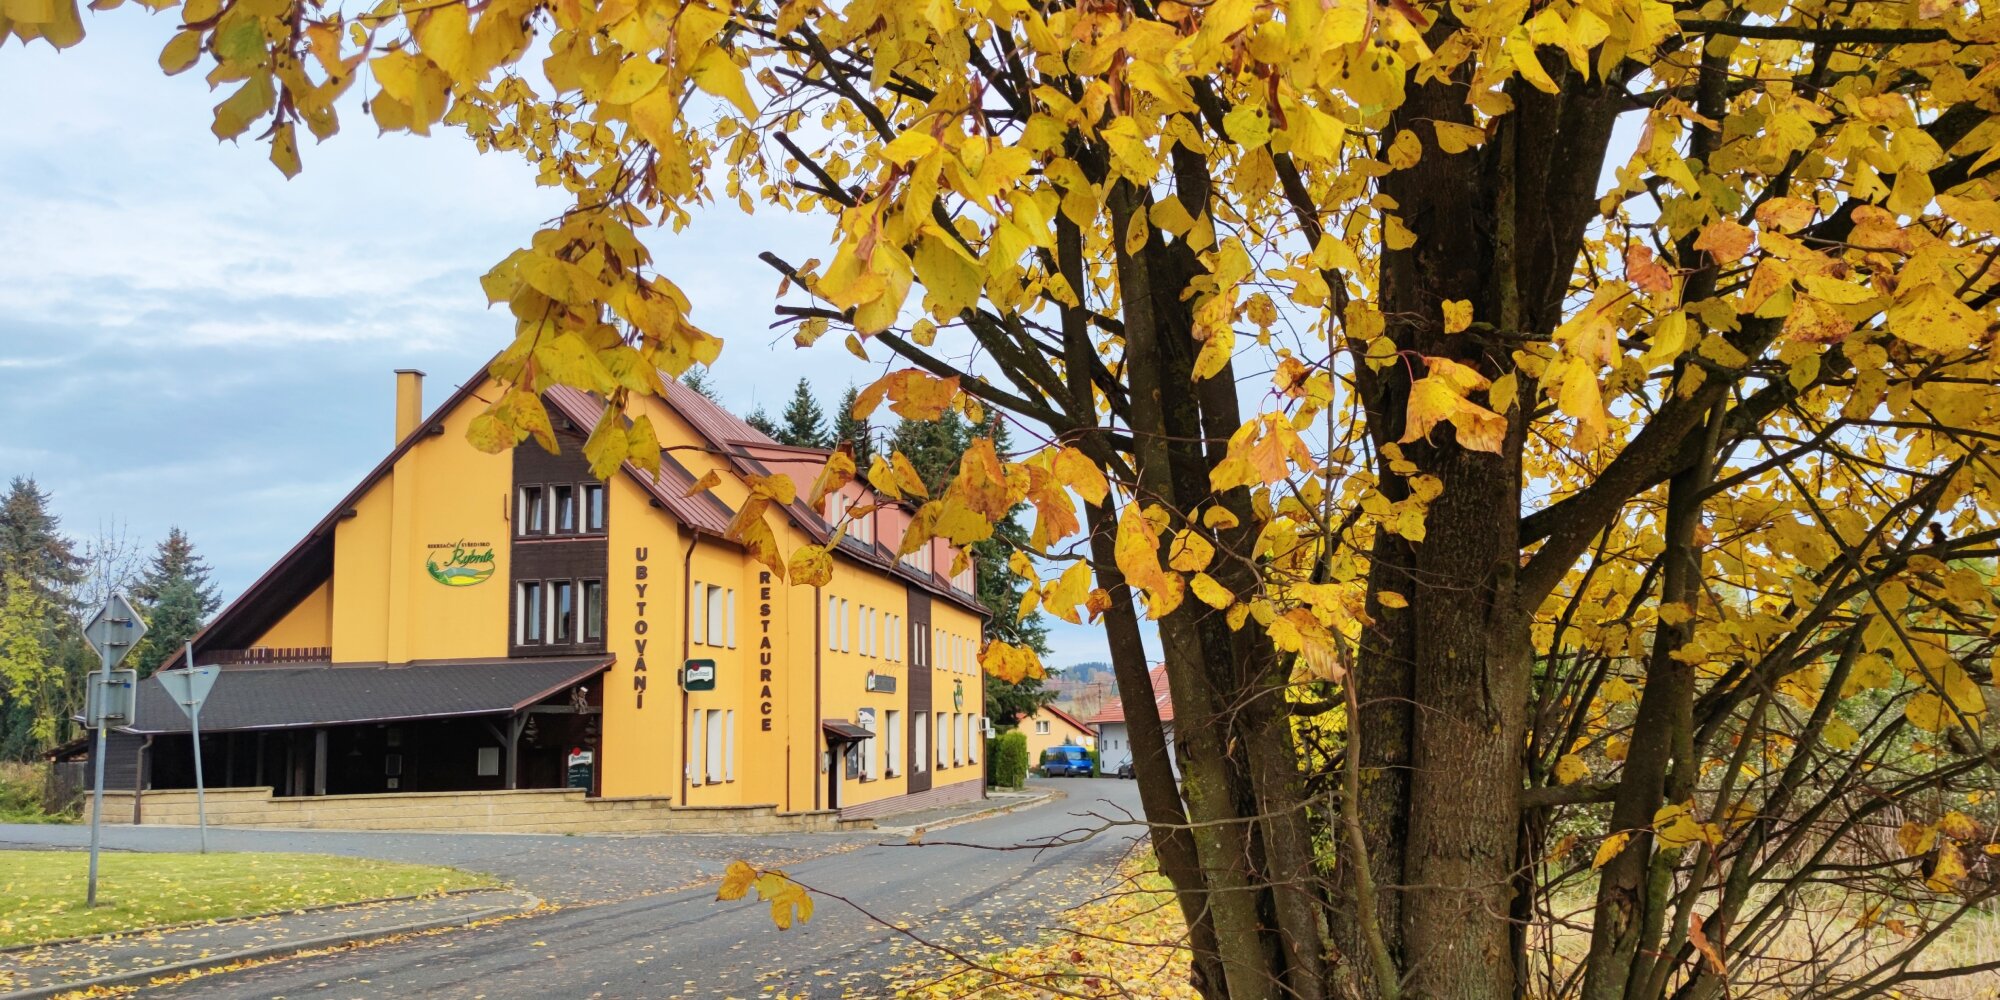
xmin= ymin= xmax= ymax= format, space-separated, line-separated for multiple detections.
xmin=1039 ymin=744 xmax=1094 ymax=777
xmin=1115 ymin=761 xmax=1135 ymax=779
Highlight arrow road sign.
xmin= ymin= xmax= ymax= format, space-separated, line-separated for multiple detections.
xmin=158 ymin=665 xmax=220 ymax=719
xmin=82 ymin=593 xmax=147 ymax=670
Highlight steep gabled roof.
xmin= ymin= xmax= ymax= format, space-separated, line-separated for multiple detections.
xmin=644 ymin=377 xmax=988 ymax=618
xmin=1088 ymin=665 xmax=1174 ymax=725
xmin=161 ymin=372 xmax=496 ymax=672
xmin=1040 ymin=703 xmax=1098 ymax=735
xmin=175 ymin=362 xmax=991 ymax=671
xmin=544 ymin=385 xmax=735 ymax=537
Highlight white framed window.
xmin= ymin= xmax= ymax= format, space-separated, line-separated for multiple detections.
xmin=725 ymin=588 xmax=737 ymax=648
xmin=690 ymin=579 xmax=705 ymax=645
xmin=582 ymin=483 xmax=606 ymax=532
xmin=828 ymin=596 xmax=840 ymax=650
xmin=859 ymin=709 xmax=878 ymax=781
xmin=724 ymin=710 xmax=736 ymax=781
xmin=553 ymin=484 xmax=576 ymax=532
xmin=705 ymin=584 xmax=726 ymax=647
xmin=937 ymin=714 xmax=949 ymax=767
xmin=953 ymin=713 xmax=964 ymax=766
xmin=583 ymin=580 xmax=604 ymax=642
xmin=1036 ymin=720 xmax=1050 ymax=734
xmin=887 ymin=614 xmax=900 ymax=662
xmin=705 ymin=708 xmax=724 ymax=784
xmin=971 ymin=718 xmax=982 ymax=762
xmin=516 ymin=485 xmax=546 ymax=535
xmin=839 ymin=598 xmax=851 ymax=652
xmin=885 ymin=710 xmax=901 ymax=777
xmin=687 ymin=707 xmax=704 ymax=784
xmin=858 ymin=606 xmax=871 ymax=657
xmin=551 ymin=580 xmax=575 ymax=642
xmin=914 ymin=712 xmax=928 ymax=773
xmin=517 ymin=582 xmax=544 ymax=644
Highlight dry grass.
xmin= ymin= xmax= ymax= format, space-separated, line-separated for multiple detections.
xmin=909 ymin=857 xmax=2000 ymax=999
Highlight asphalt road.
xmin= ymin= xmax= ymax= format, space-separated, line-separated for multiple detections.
xmin=1 ymin=777 xmax=1145 ymax=998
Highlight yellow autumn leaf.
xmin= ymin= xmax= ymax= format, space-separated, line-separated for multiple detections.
xmin=718 ymin=860 xmax=757 ymax=901
xmin=1553 ymin=754 xmax=1590 ymax=785
xmin=1441 ymin=299 xmax=1472 ymax=334
xmin=1593 ymin=832 xmax=1631 ymax=870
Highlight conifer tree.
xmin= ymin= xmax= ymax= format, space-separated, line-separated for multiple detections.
xmin=744 ymin=407 xmax=779 ymax=439
xmin=772 ymin=378 xmax=831 ymax=449
xmin=0 ymin=477 xmax=80 ymax=608
xmin=677 ymin=367 xmax=720 ymax=401
xmin=829 ymin=386 xmax=872 ymax=464
xmin=130 ymin=528 xmax=223 ymax=676
xmin=130 ymin=527 xmax=221 ymax=614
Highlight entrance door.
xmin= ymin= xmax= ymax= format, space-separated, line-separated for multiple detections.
xmin=824 ymin=748 xmax=840 ymax=809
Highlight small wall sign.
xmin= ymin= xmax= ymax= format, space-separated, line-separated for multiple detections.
xmin=425 ymin=541 xmax=496 ymax=586
xmin=864 ymin=670 xmax=897 ymax=694
xmin=682 ymin=659 xmax=717 ymax=692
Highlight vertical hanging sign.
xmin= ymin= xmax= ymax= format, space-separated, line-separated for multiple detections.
xmin=756 ymin=571 xmax=776 ymax=731
xmin=632 ymin=546 xmax=650 ymax=709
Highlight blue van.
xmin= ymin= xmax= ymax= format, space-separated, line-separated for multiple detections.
xmin=1039 ymin=744 xmax=1093 ymax=777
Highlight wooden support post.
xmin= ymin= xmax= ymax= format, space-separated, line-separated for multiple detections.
xmin=508 ymin=713 xmax=528 ymax=791
xmin=312 ymin=728 xmax=328 ymax=796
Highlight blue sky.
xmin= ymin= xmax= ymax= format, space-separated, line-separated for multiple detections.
xmin=0 ymin=12 xmax=1129 ymax=668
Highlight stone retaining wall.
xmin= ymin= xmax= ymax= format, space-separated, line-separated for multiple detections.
xmin=87 ymin=786 xmax=870 ymax=834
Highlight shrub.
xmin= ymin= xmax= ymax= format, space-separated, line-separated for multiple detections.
xmin=0 ymin=763 xmax=65 ymax=824
xmin=989 ymin=730 xmax=1028 ymax=789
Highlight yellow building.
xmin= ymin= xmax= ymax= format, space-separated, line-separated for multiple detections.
xmin=105 ymin=368 xmax=989 ymax=821
xmin=1018 ymin=704 xmax=1097 ymax=763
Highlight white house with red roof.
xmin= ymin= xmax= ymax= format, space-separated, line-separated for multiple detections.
xmin=1089 ymin=665 xmax=1176 ymax=777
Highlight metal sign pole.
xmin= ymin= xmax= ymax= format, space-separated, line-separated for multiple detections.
xmin=81 ymin=593 xmax=146 ymax=911
xmin=186 ymin=642 xmax=208 ymax=854
xmin=85 ymin=640 xmax=111 ymax=909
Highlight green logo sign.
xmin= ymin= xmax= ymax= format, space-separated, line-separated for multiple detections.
xmin=953 ymin=679 xmax=964 ymax=711
xmin=425 ymin=542 xmax=496 ymax=587
xmin=682 ymin=659 xmax=717 ymax=692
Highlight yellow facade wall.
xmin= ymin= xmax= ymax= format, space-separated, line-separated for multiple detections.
xmin=243 ymin=378 xmax=986 ymax=818
xmin=817 ymin=553 xmax=920 ymax=809
xmin=327 ymin=382 xmax=511 ymax=665
xmin=1021 ymin=707 xmax=1096 ymax=762
xmin=925 ymin=601 xmax=987 ymax=789
xmin=598 ymin=472 xmax=686 ymax=798
xmin=252 ymin=579 xmax=333 ymax=650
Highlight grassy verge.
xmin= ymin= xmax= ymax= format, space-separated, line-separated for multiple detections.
xmin=904 ymin=860 xmax=1198 ymax=1000
xmin=0 ymin=851 xmax=493 ymax=948
xmin=907 ymin=858 xmax=2000 ymax=999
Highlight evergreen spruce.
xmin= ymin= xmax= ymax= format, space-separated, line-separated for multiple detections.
xmin=745 ymin=407 xmax=780 ymax=438
xmin=830 ymin=386 xmax=872 ymax=463
xmin=130 ymin=527 xmax=221 ymax=613
xmin=775 ymin=379 xmax=832 ymax=449
xmin=677 ymin=367 xmax=721 ymax=401
xmin=0 ymin=477 xmax=81 ymax=608
xmin=887 ymin=413 xmax=1051 ymax=717
xmin=130 ymin=528 xmax=223 ymax=676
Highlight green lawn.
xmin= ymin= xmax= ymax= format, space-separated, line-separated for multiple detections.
xmin=0 ymin=851 xmax=493 ymax=948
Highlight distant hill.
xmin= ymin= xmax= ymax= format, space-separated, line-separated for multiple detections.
xmin=1046 ymin=662 xmax=1116 ymax=721
xmin=1052 ymin=661 xmax=1111 ymax=682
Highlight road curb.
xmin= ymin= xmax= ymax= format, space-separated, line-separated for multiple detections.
xmin=2 ymin=888 xmax=542 ymax=1000
xmin=873 ymin=787 xmax=1066 ymax=837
